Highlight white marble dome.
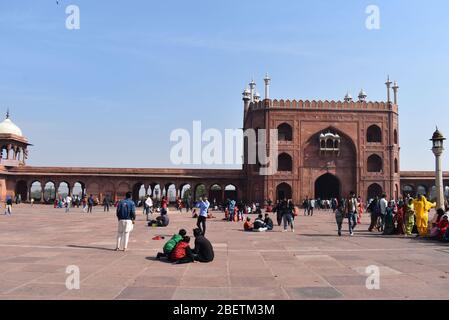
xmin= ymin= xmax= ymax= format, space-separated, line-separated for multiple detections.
xmin=0 ymin=117 xmax=23 ymax=136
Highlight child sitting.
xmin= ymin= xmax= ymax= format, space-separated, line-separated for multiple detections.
xmin=244 ymin=217 xmax=253 ymax=231
xmin=156 ymin=229 xmax=187 ymax=260
xmin=170 ymin=236 xmax=195 ymax=264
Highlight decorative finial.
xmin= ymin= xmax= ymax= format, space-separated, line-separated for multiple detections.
xmin=6 ymin=108 xmax=9 ymax=119
xmin=358 ymin=89 xmax=367 ymax=102
xmin=344 ymin=91 xmax=353 ymax=102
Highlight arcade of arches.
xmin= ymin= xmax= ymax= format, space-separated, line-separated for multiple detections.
xmin=7 ymin=168 xmax=244 ymax=204
xmin=7 ymin=161 xmax=447 ymax=207
xmin=5 ymin=164 xmax=448 ymax=207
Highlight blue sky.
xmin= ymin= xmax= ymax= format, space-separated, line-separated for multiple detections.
xmin=0 ymin=0 xmax=448 ymax=170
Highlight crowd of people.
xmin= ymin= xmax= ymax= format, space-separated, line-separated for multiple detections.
xmin=325 ymin=191 xmax=449 ymax=241
xmin=156 ymin=228 xmax=214 ymax=264
xmin=113 ymin=192 xmax=214 ymax=264
xmin=52 ymin=194 xmax=97 ymax=213
xmin=365 ymin=193 xmax=449 ymax=241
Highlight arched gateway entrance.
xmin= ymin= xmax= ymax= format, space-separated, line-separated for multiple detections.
xmin=276 ymin=183 xmax=292 ymax=201
xmin=315 ymin=174 xmax=340 ymax=199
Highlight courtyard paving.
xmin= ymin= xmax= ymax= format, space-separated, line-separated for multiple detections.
xmin=0 ymin=204 xmax=449 ymax=300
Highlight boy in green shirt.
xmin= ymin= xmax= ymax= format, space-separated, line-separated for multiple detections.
xmin=156 ymin=229 xmax=187 ymax=259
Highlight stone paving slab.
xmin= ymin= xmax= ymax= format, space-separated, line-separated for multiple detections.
xmin=1 ymin=204 xmax=449 ymax=300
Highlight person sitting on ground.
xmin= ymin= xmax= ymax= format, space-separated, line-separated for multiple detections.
xmin=437 ymin=214 xmax=449 ymax=240
xmin=443 ymin=216 xmax=449 ymax=242
xmin=430 ymin=208 xmax=445 ymax=238
xmin=244 ymin=217 xmax=253 ymax=231
xmin=264 ymin=213 xmax=274 ymax=231
xmin=207 ymin=210 xmax=216 ymax=219
xmin=156 ymin=229 xmax=187 ymax=260
xmin=192 ymin=228 xmax=214 ymax=263
xmin=148 ymin=211 xmax=170 ymax=227
xmin=253 ymin=214 xmax=268 ymax=232
xmin=170 ymin=236 xmax=195 ymax=264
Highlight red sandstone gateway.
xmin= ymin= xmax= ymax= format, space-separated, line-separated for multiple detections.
xmin=0 ymin=78 xmax=447 ymax=204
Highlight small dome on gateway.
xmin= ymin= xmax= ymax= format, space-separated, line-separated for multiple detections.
xmin=0 ymin=111 xmax=23 ymax=136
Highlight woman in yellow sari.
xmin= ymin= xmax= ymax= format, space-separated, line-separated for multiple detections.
xmin=412 ymin=194 xmax=436 ymax=237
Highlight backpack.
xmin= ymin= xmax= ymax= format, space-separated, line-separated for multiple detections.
xmin=117 ymin=200 xmax=131 ymax=219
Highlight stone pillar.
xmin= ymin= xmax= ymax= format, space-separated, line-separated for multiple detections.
xmin=221 ymin=189 xmax=225 ymax=204
xmin=436 ymin=153 xmax=445 ymax=210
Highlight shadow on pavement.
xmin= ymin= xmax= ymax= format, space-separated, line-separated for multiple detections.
xmin=66 ymin=245 xmax=116 ymax=251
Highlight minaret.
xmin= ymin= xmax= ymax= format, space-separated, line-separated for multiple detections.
xmin=392 ymin=81 xmax=399 ymax=105
xmin=264 ymin=73 xmax=271 ymax=100
xmin=358 ymin=89 xmax=367 ymax=102
xmin=242 ymin=87 xmax=251 ymax=114
xmin=254 ymin=91 xmax=261 ymax=103
xmin=385 ymin=76 xmax=392 ymax=103
xmin=249 ymin=78 xmax=256 ymax=103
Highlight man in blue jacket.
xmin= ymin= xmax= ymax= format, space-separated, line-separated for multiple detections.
xmin=115 ymin=192 xmax=136 ymax=252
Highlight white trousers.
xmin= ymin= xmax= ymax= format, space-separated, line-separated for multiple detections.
xmin=116 ymin=220 xmax=134 ymax=249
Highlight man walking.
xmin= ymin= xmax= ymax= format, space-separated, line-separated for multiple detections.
xmin=347 ymin=192 xmax=359 ymax=236
xmin=103 ymin=196 xmax=110 ymax=212
xmin=5 ymin=196 xmax=12 ymax=215
xmin=115 ymin=192 xmax=136 ymax=252
xmin=379 ymin=193 xmax=389 ymax=232
xmin=303 ymin=197 xmax=309 ymax=216
xmin=87 ymin=194 xmax=94 ymax=213
xmin=282 ymin=199 xmax=295 ymax=232
xmin=308 ymin=199 xmax=315 ymax=216
xmin=196 ymin=197 xmax=210 ymax=236
xmin=65 ymin=194 xmax=72 ymax=213
xmin=144 ymin=196 xmax=153 ymax=221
